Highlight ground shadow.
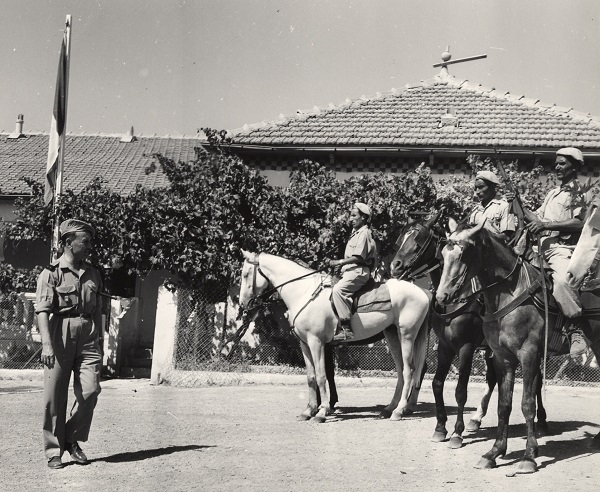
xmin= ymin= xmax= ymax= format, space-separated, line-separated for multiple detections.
xmin=88 ymin=444 xmax=213 ymax=464
xmin=465 ymin=419 xmax=595 ymax=446
xmin=460 ymin=421 xmax=600 ymax=471
xmin=333 ymin=401 xmax=438 ymax=421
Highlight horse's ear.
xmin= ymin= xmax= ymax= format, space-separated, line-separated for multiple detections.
xmin=448 ymin=217 xmax=458 ymax=233
xmin=241 ymin=249 xmax=253 ymax=260
xmin=424 ymin=206 xmax=445 ymax=229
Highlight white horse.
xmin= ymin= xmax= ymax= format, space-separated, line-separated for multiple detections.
xmin=239 ymin=250 xmax=431 ymax=423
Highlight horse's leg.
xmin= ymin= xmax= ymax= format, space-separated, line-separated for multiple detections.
xmin=476 ymin=355 xmax=514 ymax=469
xmin=431 ymin=341 xmax=453 ymax=442
xmin=448 ymin=343 xmax=476 ymax=449
xmin=324 ymin=344 xmax=338 ymax=411
xmin=381 ymin=326 xmax=404 ymax=419
xmin=467 ymin=347 xmax=496 ymax=432
xmin=390 ymin=330 xmax=417 ymax=420
xmin=514 ymin=351 xmax=541 ymax=474
xmin=307 ymin=335 xmax=330 ymax=423
xmin=588 ymin=339 xmax=600 ymax=449
xmin=298 ymin=339 xmax=319 ymax=421
xmin=535 ymin=366 xmax=549 ymax=436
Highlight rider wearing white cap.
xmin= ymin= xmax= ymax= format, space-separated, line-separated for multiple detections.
xmin=510 ymin=147 xmax=590 ymax=359
xmin=329 ymin=203 xmax=377 ymax=342
xmin=469 ymin=170 xmax=516 ymax=240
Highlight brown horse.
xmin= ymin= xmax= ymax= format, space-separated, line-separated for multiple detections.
xmin=436 ymin=221 xmax=600 ymax=473
xmin=390 ymin=216 xmax=548 ymax=449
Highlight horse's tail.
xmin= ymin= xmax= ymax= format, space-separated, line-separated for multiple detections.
xmin=414 ymin=309 xmax=430 ymax=389
xmin=408 ymin=307 xmax=430 ymax=409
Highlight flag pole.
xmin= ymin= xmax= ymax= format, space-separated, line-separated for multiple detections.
xmin=49 ymin=15 xmax=72 ymax=261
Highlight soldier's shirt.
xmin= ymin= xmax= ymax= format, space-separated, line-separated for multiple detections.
xmin=35 ymin=256 xmax=102 ymax=315
xmin=469 ymin=198 xmax=516 ymax=234
xmin=535 ymin=179 xmax=590 ymax=250
xmin=342 ymin=225 xmax=376 ymax=273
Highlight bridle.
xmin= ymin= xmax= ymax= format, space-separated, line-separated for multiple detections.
xmin=243 ymin=253 xmax=272 ymax=310
xmin=394 ymin=223 xmax=440 ymax=281
xmin=441 ymin=236 xmax=522 ymax=305
xmin=243 ymin=252 xmax=323 ymax=310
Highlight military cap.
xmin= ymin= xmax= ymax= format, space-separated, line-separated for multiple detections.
xmin=475 ymin=170 xmax=501 ymax=186
xmin=59 ymin=219 xmax=95 ymax=238
xmin=556 ymin=147 xmax=584 ymax=164
xmin=353 ymin=202 xmax=371 ymax=216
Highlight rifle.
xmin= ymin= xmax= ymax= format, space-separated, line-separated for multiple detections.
xmin=495 ymin=159 xmax=524 ymax=230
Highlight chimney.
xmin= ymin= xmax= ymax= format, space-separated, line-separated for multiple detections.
xmin=7 ymin=114 xmax=26 ymax=139
xmin=120 ymin=126 xmax=137 ymax=143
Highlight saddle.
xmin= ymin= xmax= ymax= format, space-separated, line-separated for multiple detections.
xmin=329 ymin=276 xmax=392 ymax=316
xmin=524 ymin=264 xmax=600 ymax=355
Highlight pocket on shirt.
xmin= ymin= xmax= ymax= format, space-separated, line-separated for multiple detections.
xmin=55 ymin=285 xmax=78 ymax=308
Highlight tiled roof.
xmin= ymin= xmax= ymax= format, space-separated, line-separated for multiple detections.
xmin=0 ymin=133 xmax=206 ymax=196
xmin=231 ymin=73 xmax=600 ymax=151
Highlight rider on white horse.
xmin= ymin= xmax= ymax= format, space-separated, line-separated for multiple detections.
xmin=508 ymin=147 xmax=590 ymax=359
xmin=329 ymin=203 xmax=377 ymax=342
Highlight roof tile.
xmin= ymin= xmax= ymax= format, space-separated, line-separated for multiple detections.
xmin=231 ymin=74 xmax=600 ymax=150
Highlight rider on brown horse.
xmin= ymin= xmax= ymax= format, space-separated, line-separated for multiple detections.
xmin=470 ymin=170 xmax=516 ymax=241
xmin=507 ymin=147 xmax=590 ymax=360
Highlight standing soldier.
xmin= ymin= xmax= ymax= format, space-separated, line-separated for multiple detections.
xmin=36 ymin=219 xmax=103 ymax=469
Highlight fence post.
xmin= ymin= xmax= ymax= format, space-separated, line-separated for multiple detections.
xmin=150 ymin=286 xmax=178 ymax=385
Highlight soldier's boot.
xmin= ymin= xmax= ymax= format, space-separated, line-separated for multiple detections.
xmin=333 ymin=319 xmax=354 ymax=343
xmin=565 ymin=317 xmax=588 ymax=360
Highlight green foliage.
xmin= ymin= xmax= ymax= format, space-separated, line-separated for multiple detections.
xmin=6 ymin=132 xmax=594 ymax=295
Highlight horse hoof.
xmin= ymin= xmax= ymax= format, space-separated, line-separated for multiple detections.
xmin=390 ymin=411 xmax=404 ymax=421
xmin=466 ymin=419 xmax=481 ymax=432
xmin=536 ymin=422 xmax=549 ymax=437
xmin=297 ymin=414 xmax=312 ymax=422
xmin=430 ymin=430 xmax=447 ymax=442
xmin=313 ymin=416 xmax=327 ymax=424
xmin=378 ymin=409 xmax=392 ymax=419
xmin=588 ymin=435 xmax=600 ymax=450
xmin=475 ymin=457 xmax=495 ymax=469
xmin=515 ymin=459 xmax=537 ymax=474
xmin=448 ymin=436 xmax=463 ymax=449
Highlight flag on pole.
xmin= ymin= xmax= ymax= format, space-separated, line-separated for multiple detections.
xmin=44 ymin=36 xmax=68 ymax=205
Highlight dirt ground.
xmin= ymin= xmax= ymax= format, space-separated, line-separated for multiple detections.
xmin=1 ymin=371 xmax=599 ymax=492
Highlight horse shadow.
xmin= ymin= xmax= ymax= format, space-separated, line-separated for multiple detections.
xmin=332 ymin=402 xmax=438 ymax=421
xmin=85 ymin=444 xmax=213 ymax=464
xmin=465 ymin=419 xmax=596 ymax=446
xmin=462 ymin=420 xmax=600 ymax=470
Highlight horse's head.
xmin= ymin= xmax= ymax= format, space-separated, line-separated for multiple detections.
xmin=239 ymin=249 xmax=270 ymax=309
xmin=435 ymin=219 xmax=485 ymax=306
xmin=390 ymin=210 xmax=442 ymax=279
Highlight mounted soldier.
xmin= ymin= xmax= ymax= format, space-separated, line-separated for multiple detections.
xmin=508 ymin=147 xmax=591 ymax=359
xmin=329 ymin=202 xmax=377 ymax=342
xmin=469 ymin=170 xmax=516 ymax=242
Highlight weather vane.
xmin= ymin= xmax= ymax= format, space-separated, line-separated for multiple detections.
xmin=432 ymin=46 xmax=487 ymax=69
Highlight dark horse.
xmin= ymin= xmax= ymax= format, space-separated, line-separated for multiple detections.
xmin=436 ymin=221 xmax=600 ymax=473
xmin=389 ymin=213 xmax=503 ymax=448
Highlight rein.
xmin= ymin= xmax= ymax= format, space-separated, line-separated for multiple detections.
xmin=245 ymin=253 xmax=326 ymax=307
xmin=445 ymin=238 xmax=523 ymax=306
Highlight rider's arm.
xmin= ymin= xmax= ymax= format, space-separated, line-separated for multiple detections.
xmin=331 ymin=256 xmax=361 ymax=268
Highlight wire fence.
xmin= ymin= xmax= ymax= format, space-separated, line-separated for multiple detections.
xmin=153 ymin=285 xmax=600 ymax=388
xmin=0 ymin=293 xmax=42 ymax=370
xmin=1 ymin=285 xmax=597 ymax=385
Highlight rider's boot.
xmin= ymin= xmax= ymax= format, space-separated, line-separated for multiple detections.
xmin=333 ymin=319 xmax=354 ymax=343
xmin=565 ymin=317 xmax=587 ymax=360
